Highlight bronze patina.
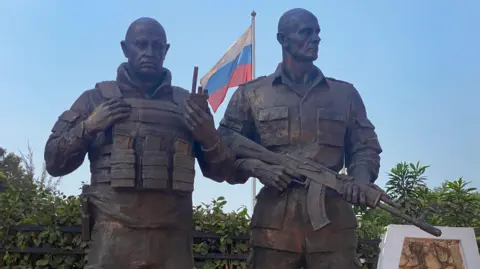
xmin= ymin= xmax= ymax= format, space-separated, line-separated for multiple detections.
xmin=44 ymin=17 xmax=235 ymax=269
xmin=218 ymin=8 xmax=383 ymax=269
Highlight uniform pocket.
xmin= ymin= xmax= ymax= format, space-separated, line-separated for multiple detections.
xmin=316 ymin=108 xmax=347 ymax=147
xmin=257 ymin=107 xmax=289 ymax=147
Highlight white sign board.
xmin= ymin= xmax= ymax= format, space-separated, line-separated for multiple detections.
xmin=377 ymin=225 xmax=480 ymax=269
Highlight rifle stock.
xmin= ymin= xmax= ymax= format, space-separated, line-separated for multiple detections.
xmin=229 ymin=132 xmax=442 ymax=237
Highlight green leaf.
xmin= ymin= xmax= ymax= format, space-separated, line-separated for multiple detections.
xmin=36 ymin=259 xmax=49 ymax=266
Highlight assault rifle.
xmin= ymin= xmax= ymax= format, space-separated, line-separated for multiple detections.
xmin=228 ymin=132 xmax=442 ymax=237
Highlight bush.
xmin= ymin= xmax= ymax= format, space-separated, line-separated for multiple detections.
xmin=0 ymin=182 xmax=85 ymax=269
xmin=193 ymin=197 xmax=250 ymax=269
xmin=0 ymin=182 xmax=250 ymax=269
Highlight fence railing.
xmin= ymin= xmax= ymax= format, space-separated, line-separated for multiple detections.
xmin=1 ymin=225 xmax=478 ymax=268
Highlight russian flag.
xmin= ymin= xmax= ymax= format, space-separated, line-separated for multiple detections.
xmin=200 ymin=25 xmax=253 ymax=112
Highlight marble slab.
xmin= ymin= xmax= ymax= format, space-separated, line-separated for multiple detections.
xmin=377 ymin=225 xmax=480 ymax=269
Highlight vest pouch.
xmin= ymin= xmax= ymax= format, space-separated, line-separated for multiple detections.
xmin=142 ymin=134 xmax=170 ymax=190
xmin=110 ymin=149 xmax=136 ymax=188
xmin=172 ymin=139 xmax=195 ymax=192
xmin=142 ymin=151 xmax=169 ymax=190
xmin=89 ymin=145 xmax=113 ymax=184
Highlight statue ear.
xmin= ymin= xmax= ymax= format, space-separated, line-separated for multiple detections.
xmin=164 ymin=43 xmax=170 ymax=58
xmin=276 ymin=32 xmax=288 ymax=48
xmin=120 ymin=40 xmax=129 ymax=58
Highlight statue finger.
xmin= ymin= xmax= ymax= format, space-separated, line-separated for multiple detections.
xmin=187 ymin=98 xmax=205 ymax=115
xmin=184 ymin=118 xmax=194 ymax=131
xmin=275 ymin=174 xmax=287 ymax=189
xmin=274 ymin=177 xmax=284 ymax=189
xmin=184 ymin=102 xmax=201 ymax=122
xmin=341 ymin=182 xmax=349 ymax=198
xmin=279 ymin=170 xmax=292 ymax=186
xmin=270 ymin=165 xmax=283 ymax=171
xmin=360 ymin=191 xmax=367 ymax=209
xmin=352 ymin=185 xmax=359 ymax=205
xmin=110 ymin=107 xmax=132 ymax=115
xmin=199 ymin=102 xmax=213 ymax=119
xmin=185 ymin=111 xmax=201 ymax=127
xmin=271 ymin=178 xmax=284 ymax=191
xmin=205 ymin=106 xmax=213 ymax=116
xmin=184 ymin=113 xmax=198 ymax=127
xmin=284 ymin=168 xmax=302 ymax=179
xmin=105 ymin=97 xmax=122 ymax=106
xmin=261 ymin=176 xmax=280 ymax=191
xmin=199 ymin=111 xmax=211 ymax=123
xmin=109 ymin=100 xmax=131 ymax=110
xmin=185 ymin=116 xmax=196 ymax=127
xmin=112 ymin=112 xmax=130 ymax=122
xmin=185 ymin=100 xmax=198 ymax=116
xmin=346 ymin=183 xmax=353 ymax=202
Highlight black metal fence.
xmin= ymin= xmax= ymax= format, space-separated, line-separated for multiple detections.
xmin=1 ymin=225 xmax=478 ymax=268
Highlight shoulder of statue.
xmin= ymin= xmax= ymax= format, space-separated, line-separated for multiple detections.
xmin=171 ymin=85 xmax=189 ymax=93
xmin=94 ymin=80 xmax=122 ymax=99
xmin=238 ymin=75 xmax=268 ymax=90
xmin=171 ymin=85 xmax=189 ymax=99
xmin=326 ymin=77 xmax=353 ymax=86
xmin=326 ymin=77 xmax=356 ymax=93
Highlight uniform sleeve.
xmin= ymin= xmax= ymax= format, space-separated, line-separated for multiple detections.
xmin=344 ymin=88 xmax=383 ymax=183
xmin=44 ymin=90 xmax=97 ymax=177
xmin=194 ymin=137 xmax=237 ymax=183
xmin=217 ymin=86 xmax=258 ymax=185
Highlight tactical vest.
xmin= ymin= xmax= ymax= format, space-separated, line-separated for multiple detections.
xmin=88 ymin=81 xmax=195 ymax=192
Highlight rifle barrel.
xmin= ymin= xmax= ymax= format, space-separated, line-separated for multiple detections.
xmin=377 ymin=203 xmax=442 ymax=237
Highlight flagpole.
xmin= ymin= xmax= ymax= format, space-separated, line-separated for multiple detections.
xmin=250 ymin=10 xmax=257 ymax=212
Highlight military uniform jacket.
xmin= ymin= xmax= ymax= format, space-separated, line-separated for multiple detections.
xmin=219 ymin=63 xmax=382 ymax=252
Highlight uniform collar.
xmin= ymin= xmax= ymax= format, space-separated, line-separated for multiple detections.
xmin=271 ymin=62 xmax=327 ymax=88
xmin=116 ymin=62 xmax=173 ymax=98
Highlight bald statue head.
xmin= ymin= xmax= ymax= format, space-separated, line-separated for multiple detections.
xmin=277 ymin=8 xmax=321 ymax=62
xmin=121 ymin=17 xmax=170 ymax=80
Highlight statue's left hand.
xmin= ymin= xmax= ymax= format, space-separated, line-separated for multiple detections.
xmin=341 ymin=180 xmax=369 ymax=208
xmin=184 ymin=96 xmax=218 ymax=149
xmin=341 ymin=168 xmax=375 ymax=208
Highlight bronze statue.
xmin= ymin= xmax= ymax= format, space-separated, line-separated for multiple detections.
xmin=218 ymin=8 xmax=383 ymax=269
xmin=44 ymin=17 xmax=235 ymax=269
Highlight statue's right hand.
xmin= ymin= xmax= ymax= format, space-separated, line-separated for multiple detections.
xmin=242 ymin=159 xmax=292 ymax=191
xmin=84 ymin=97 xmax=131 ymax=133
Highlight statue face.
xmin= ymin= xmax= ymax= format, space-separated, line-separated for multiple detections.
xmin=280 ymin=13 xmax=321 ymax=62
xmin=121 ymin=22 xmax=170 ymax=80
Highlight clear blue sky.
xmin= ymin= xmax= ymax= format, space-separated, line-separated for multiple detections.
xmin=1 ymin=0 xmax=478 ymax=213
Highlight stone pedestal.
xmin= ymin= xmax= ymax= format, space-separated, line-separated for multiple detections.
xmin=377 ymin=225 xmax=480 ymax=269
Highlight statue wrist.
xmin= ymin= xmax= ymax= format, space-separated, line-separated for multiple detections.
xmin=350 ymin=165 xmax=372 ymax=183
xmin=200 ymin=136 xmax=220 ymax=152
xmin=239 ymin=159 xmax=262 ymax=175
xmin=82 ymin=121 xmax=97 ymax=140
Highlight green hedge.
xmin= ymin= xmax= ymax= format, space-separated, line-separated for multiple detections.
xmin=0 ymin=183 xmax=251 ymax=269
xmin=2 ymin=180 xmax=478 ymax=269
xmin=0 ymin=184 xmax=85 ymax=268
